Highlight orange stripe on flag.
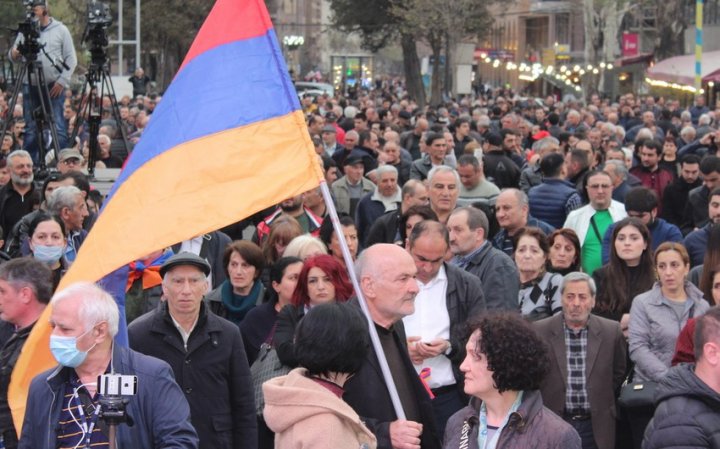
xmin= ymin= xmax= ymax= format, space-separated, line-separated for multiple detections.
xmin=9 ymin=109 xmax=322 ymax=432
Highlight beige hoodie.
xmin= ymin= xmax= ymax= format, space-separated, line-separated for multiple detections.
xmin=263 ymin=367 xmax=377 ymax=449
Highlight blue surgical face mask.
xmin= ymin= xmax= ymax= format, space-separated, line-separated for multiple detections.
xmin=50 ymin=328 xmax=96 ymax=368
xmin=33 ymin=245 xmax=65 ymax=265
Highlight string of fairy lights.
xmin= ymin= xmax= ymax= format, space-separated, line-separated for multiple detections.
xmin=644 ymin=78 xmax=707 ymax=94
xmin=479 ymin=56 xmax=615 ymax=93
xmin=480 ymin=55 xmax=709 ymax=94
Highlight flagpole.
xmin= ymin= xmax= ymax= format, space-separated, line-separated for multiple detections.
xmin=318 ymin=181 xmax=407 ymax=420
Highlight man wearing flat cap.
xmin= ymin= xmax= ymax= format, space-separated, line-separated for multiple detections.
xmin=320 ymin=124 xmax=341 ymax=157
xmin=332 ymin=150 xmax=375 ymax=217
xmin=128 ymin=252 xmax=257 ymax=449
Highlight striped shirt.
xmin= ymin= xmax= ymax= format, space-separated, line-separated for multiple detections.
xmin=57 ymin=372 xmax=109 ymax=448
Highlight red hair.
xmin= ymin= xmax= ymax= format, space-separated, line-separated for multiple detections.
xmin=291 ymin=254 xmax=354 ymax=307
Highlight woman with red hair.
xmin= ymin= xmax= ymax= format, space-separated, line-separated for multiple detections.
xmin=275 ymin=254 xmax=354 ymax=367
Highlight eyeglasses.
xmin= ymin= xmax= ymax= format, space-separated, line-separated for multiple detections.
xmin=587 ymin=184 xmax=611 ymax=190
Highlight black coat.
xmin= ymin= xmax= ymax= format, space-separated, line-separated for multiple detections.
xmin=128 ymin=301 xmax=257 ymax=449
xmin=662 ymin=177 xmax=701 ymax=230
xmin=343 ymin=300 xmax=441 ymax=449
xmin=366 ymin=209 xmax=402 ymax=247
xmin=643 ymin=363 xmax=720 ymax=449
xmin=441 ymin=263 xmax=487 ymax=383
xmin=274 ymin=304 xmax=304 ymax=367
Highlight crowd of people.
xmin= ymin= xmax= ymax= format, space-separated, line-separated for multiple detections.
xmin=1 ymin=20 xmax=720 ymax=445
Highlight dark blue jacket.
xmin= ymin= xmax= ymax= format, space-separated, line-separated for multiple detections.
xmin=19 ymin=345 xmax=198 ymax=449
xmin=684 ymin=224 xmax=711 ymax=267
xmin=642 ymin=364 xmax=720 ymax=449
xmin=601 ymin=217 xmax=683 ymax=264
xmin=528 ymin=178 xmax=581 ymax=229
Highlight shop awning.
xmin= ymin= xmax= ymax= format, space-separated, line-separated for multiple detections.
xmin=647 ymin=51 xmax=720 ymax=85
xmin=614 ymin=52 xmax=653 ymax=67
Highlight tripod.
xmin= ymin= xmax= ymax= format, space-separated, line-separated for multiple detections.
xmin=70 ymin=26 xmax=130 ymax=179
xmin=0 ymin=25 xmax=62 ymax=173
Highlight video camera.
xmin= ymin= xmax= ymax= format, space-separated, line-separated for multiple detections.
xmin=87 ymin=1 xmax=112 ymax=28
xmin=14 ymin=0 xmax=45 ymax=59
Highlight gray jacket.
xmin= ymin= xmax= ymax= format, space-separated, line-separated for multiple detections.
xmin=629 ymin=281 xmax=710 ymax=382
xmin=12 ymin=18 xmax=77 ymax=87
xmin=426 ymin=263 xmax=487 ymax=386
xmin=331 ymin=176 xmax=374 ymax=216
xmin=461 ymin=242 xmax=520 ymax=311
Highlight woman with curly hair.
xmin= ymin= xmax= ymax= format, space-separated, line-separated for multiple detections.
xmin=275 ymin=254 xmax=354 ymax=367
xmin=443 ymin=313 xmax=580 ymax=449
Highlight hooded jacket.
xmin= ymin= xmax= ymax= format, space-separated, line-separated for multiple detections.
xmin=263 ymin=368 xmax=377 ymax=449
xmin=642 ymin=364 xmax=720 ymax=449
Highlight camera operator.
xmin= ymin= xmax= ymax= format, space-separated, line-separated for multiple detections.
xmin=19 ymin=282 xmax=199 ymax=449
xmin=9 ymin=0 xmax=77 ymax=162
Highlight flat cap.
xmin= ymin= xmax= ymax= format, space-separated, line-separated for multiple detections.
xmin=343 ymin=150 xmax=366 ymax=167
xmin=160 ymin=252 xmax=211 ymax=277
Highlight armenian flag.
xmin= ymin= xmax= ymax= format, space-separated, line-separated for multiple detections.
xmin=9 ymin=0 xmax=323 ymax=431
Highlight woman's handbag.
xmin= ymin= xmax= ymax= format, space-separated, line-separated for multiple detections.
xmin=617 ymin=370 xmax=657 ymax=409
xmin=250 ymin=343 xmax=291 ymax=416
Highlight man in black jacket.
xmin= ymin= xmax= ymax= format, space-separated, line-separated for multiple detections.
xmin=662 ymin=154 xmax=701 ymax=229
xmin=366 ymin=179 xmax=428 ymax=247
xmin=128 ymin=252 xmax=256 ymax=449
xmin=681 ymin=155 xmax=720 ymax=235
xmin=0 ymin=151 xmax=36 ymax=238
xmin=643 ymin=307 xmax=720 ymax=448
xmin=345 ymin=244 xmax=441 ymax=449
xmin=404 ymin=221 xmax=486 ymax=438
xmin=0 ymin=258 xmax=52 ymax=449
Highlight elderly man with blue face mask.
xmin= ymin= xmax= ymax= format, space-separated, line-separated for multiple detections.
xmin=19 ymin=282 xmax=199 ymax=449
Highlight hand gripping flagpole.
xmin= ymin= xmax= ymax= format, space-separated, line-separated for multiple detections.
xmin=318 ymin=180 xmax=407 ymax=420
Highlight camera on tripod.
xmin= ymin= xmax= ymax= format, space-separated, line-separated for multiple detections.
xmin=87 ymin=1 xmax=112 ymax=28
xmin=83 ymin=1 xmax=112 ymax=62
xmin=15 ymin=0 xmax=45 ymax=59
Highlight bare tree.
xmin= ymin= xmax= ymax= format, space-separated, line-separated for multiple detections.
xmin=392 ymin=0 xmax=494 ymax=105
xmin=581 ymin=0 xmax=634 ymax=95
xmin=652 ymin=0 xmax=689 ymax=60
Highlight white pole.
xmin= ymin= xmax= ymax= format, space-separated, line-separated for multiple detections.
xmin=136 ymin=0 xmax=141 ymax=72
xmin=118 ymin=0 xmax=123 ymax=76
xmin=318 ymin=181 xmax=407 ymax=420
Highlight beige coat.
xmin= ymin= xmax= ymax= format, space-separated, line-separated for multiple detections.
xmin=263 ymin=368 xmax=377 ymax=449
